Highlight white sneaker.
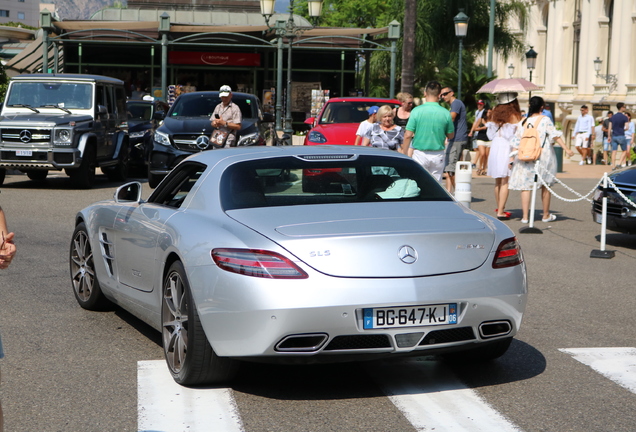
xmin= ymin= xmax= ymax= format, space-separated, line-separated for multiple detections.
xmin=542 ymin=214 xmax=557 ymax=222
xmin=587 ymin=158 xmax=592 ymax=165
xmin=579 ymin=160 xmax=585 ymax=165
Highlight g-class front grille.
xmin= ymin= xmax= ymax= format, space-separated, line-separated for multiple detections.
xmin=1 ymin=128 xmax=51 ymax=145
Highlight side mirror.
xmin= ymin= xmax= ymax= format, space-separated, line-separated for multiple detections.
xmin=153 ymin=111 xmax=165 ymax=121
xmin=304 ymin=117 xmax=315 ymax=126
xmin=97 ymin=105 xmax=108 ymax=117
xmin=262 ymin=112 xmax=275 ymax=123
xmin=114 ymin=181 xmax=143 ymax=203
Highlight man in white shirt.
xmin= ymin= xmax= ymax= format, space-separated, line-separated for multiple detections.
xmin=354 ymin=106 xmax=378 ymax=145
xmin=571 ymin=105 xmax=595 ymax=165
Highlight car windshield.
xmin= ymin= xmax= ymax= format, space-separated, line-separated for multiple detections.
xmin=221 ymin=155 xmax=452 ymax=210
xmin=169 ymin=95 xmax=256 ymax=119
xmin=6 ymin=82 xmax=92 ymax=109
xmin=127 ymin=102 xmax=152 ymax=121
xmin=319 ymin=101 xmax=391 ymax=124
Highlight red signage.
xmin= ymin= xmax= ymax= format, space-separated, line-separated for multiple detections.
xmin=169 ymin=51 xmax=261 ymax=66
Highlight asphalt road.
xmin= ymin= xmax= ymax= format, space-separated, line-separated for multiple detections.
xmin=0 ymin=169 xmax=635 ymax=432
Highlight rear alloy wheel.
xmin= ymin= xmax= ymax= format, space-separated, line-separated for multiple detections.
xmin=104 ymin=142 xmax=130 ymax=182
xmin=26 ymin=170 xmax=48 ymax=181
xmin=69 ymin=145 xmax=96 ymax=189
xmin=162 ymin=261 xmax=238 ymax=385
xmin=69 ymin=222 xmax=111 ymax=310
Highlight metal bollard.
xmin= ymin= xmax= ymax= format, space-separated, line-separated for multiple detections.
xmin=454 ymin=161 xmax=472 ymax=208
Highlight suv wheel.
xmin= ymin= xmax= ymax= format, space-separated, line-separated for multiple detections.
xmin=69 ymin=145 xmax=96 ymax=189
xmin=26 ymin=170 xmax=48 ymax=181
xmin=104 ymin=142 xmax=130 ymax=182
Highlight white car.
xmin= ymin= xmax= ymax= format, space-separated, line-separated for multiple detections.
xmin=70 ymin=145 xmax=527 ymax=385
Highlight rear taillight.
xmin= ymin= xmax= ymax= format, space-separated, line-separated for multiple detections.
xmin=492 ymin=237 xmax=523 ymax=269
xmin=211 ymin=248 xmax=308 ymax=279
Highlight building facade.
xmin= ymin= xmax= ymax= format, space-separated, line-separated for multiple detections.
xmin=491 ymin=0 xmax=636 ymax=136
xmin=0 ymin=0 xmax=40 ymax=27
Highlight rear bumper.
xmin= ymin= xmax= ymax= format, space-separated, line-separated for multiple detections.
xmin=188 ymin=261 xmax=527 ymax=359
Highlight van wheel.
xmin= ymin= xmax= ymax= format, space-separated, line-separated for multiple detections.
xmin=69 ymin=145 xmax=96 ymax=189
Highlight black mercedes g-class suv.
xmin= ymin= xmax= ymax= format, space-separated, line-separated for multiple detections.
xmin=0 ymin=74 xmax=129 ymax=188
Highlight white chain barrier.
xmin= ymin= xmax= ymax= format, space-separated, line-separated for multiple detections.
xmin=533 ymin=161 xmax=636 ymax=209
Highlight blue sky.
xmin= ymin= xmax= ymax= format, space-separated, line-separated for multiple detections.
xmin=275 ymin=0 xmax=291 ymax=13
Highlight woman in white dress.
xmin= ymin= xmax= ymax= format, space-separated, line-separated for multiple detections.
xmin=509 ymin=96 xmax=574 ymax=223
xmin=487 ymin=92 xmax=522 ymax=220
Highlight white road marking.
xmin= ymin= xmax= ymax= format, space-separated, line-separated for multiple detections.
xmin=137 ymin=360 xmax=244 ymax=432
xmin=367 ymin=358 xmax=521 ymax=432
xmin=559 ymin=347 xmax=636 ymax=394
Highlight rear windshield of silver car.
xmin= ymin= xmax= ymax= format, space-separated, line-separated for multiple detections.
xmin=6 ymin=82 xmax=92 ymax=110
xmin=221 ymin=155 xmax=453 ymax=210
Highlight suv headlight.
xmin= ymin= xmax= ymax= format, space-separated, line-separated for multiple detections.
xmin=53 ymin=128 xmax=73 ymax=146
xmin=237 ymin=132 xmax=259 ymax=146
xmin=129 ymin=130 xmax=147 ymax=139
xmin=153 ymin=130 xmax=171 ymax=147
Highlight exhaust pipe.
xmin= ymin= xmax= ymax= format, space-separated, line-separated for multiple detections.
xmin=275 ymin=333 xmax=328 ymax=352
xmin=479 ymin=321 xmax=511 ymax=339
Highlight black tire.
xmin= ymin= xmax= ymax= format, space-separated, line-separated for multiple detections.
xmin=162 ymin=261 xmax=238 ymax=385
xmin=443 ymin=337 xmax=513 ymax=364
xmin=0 ymin=169 xmax=5 ymax=186
xmin=26 ymin=170 xmax=48 ymax=181
xmin=104 ymin=141 xmax=130 ymax=182
xmin=69 ymin=145 xmax=96 ymax=189
xmin=69 ymin=222 xmax=111 ymax=310
xmin=148 ymin=168 xmax=164 ymax=189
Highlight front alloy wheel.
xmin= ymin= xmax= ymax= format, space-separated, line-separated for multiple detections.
xmin=69 ymin=222 xmax=110 ymax=310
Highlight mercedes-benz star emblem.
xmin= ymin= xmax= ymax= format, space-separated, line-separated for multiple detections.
xmin=398 ymin=245 xmax=418 ymax=264
xmin=19 ymin=130 xmax=32 ymax=143
xmin=195 ymin=135 xmax=210 ymax=150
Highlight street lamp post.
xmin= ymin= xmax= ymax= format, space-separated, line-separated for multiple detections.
xmin=525 ymin=46 xmax=537 ymax=98
xmin=454 ymin=10 xmax=469 ymax=100
xmin=593 ymin=57 xmax=618 ymax=93
xmin=261 ymin=0 xmax=322 ymax=142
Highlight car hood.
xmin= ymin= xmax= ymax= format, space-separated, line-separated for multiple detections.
xmin=227 ymin=203 xmax=496 ymax=277
xmin=609 ymin=166 xmax=636 ymax=185
xmin=162 ymin=116 xmax=258 ymax=135
xmin=0 ymin=113 xmax=93 ymax=125
xmin=311 ymin=123 xmax=359 ymax=145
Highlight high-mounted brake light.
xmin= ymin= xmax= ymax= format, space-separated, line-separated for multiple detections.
xmin=492 ymin=237 xmax=524 ymax=269
xmin=211 ymin=248 xmax=308 ymax=279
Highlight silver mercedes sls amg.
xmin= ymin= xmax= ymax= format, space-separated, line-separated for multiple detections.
xmin=70 ymin=145 xmax=527 ymax=385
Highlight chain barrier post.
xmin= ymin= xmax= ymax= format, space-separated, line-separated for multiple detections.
xmin=455 ymin=161 xmax=472 ymax=208
xmin=519 ymin=161 xmax=543 ymax=234
xmin=591 ymin=172 xmax=615 ymax=259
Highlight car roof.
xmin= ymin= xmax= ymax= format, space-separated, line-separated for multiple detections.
xmin=12 ymin=73 xmax=125 ymax=85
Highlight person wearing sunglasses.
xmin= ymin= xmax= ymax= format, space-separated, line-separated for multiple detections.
xmin=440 ymin=87 xmax=469 ymax=194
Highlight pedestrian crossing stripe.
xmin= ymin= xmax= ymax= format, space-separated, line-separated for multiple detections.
xmin=559 ymin=347 xmax=636 ymax=394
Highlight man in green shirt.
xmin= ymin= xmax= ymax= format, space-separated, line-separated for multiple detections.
xmin=401 ymin=81 xmax=454 ymax=182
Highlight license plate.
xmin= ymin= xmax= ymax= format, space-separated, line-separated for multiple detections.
xmin=363 ymin=303 xmax=457 ymax=329
xmin=16 ymin=150 xmax=32 ymax=156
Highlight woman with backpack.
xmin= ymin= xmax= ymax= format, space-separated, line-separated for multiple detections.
xmin=509 ymin=96 xmax=574 ymax=223
xmin=486 ymin=92 xmax=522 ymax=220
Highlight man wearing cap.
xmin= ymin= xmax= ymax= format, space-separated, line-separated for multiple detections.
xmin=440 ymin=86 xmax=469 ymax=193
xmin=571 ymin=105 xmax=595 ymax=165
xmin=211 ymin=85 xmax=242 ymax=148
xmin=401 ymin=81 xmax=454 ymax=182
xmin=354 ymin=106 xmax=378 ymax=146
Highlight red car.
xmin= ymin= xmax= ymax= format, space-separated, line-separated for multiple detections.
xmin=303 ymin=97 xmax=402 ymax=146
xmin=302 ymin=97 xmax=402 ymax=192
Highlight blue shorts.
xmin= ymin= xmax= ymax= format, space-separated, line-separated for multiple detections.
xmin=611 ymin=136 xmax=627 ymax=152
